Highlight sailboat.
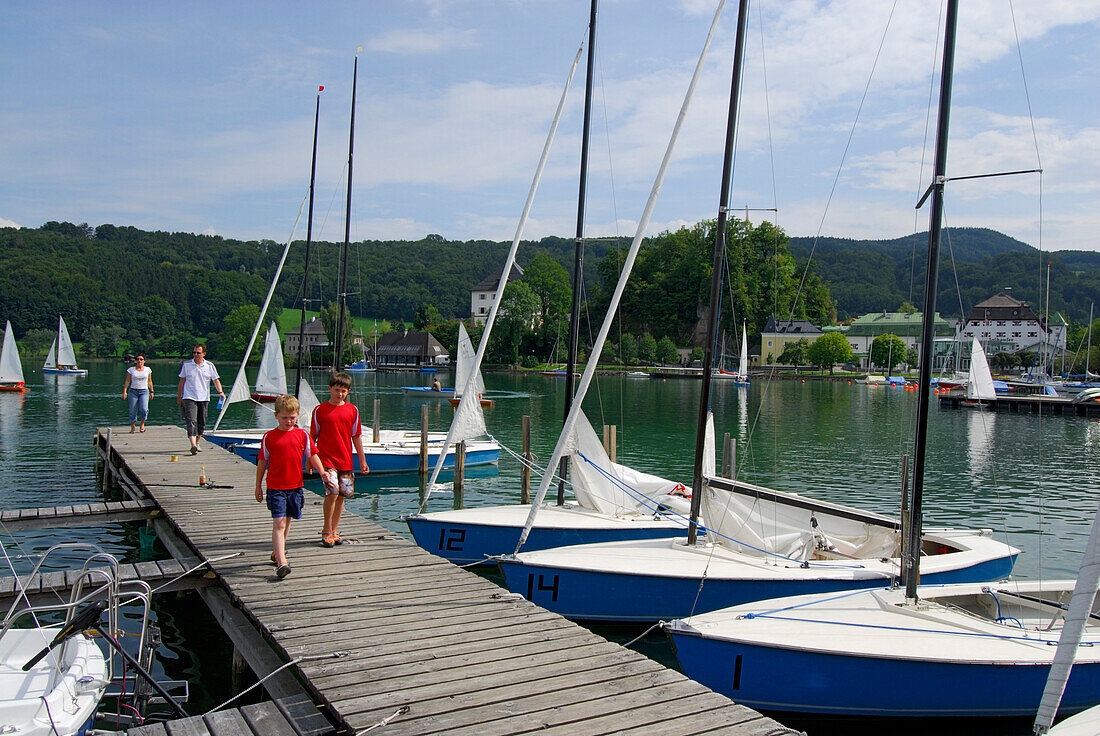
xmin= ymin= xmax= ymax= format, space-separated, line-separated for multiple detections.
xmin=494 ymin=0 xmax=1018 ymax=624
xmin=961 ymin=337 xmax=997 ymax=407
xmin=42 ymin=316 xmax=87 ymax=376
xmin=0 ymin=321 xmax=27 ymax=392
xmin=404 ymin=0 xmax=705 ymax=564
xmin=448 ymin=323 xmax=493 ymax=408
xmin=249 ymin=323 xmax=289 ymax=402
xmin=663 ymin=1 xmax=1085 ymax=718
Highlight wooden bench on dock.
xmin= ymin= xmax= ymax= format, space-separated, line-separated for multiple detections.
xmin=96 ymin=425 xmax=788 ymax=736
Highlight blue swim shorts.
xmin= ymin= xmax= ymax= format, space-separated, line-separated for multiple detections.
xmin=266 ymin=488 xmax=305 ymax=520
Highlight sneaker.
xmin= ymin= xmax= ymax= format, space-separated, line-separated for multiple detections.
xmin=320 ymin=531 xmax=335 ymax=548
xmin=190 ymin=446 xmax=198 ymax=456
xmin=270 ymin=553 xmax=278 ymax=566
xmin=332 ymin=532 xmax=343 ymax=546
xmin=195 ymin=445 xmax=203 ymax=452
xmin=276 ymin=564 xmax=291 ymax=579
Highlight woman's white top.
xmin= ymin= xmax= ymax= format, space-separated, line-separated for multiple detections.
xmin=127 ymin=365 xmax=152 ymax=390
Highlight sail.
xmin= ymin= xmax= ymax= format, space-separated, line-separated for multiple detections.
xmin=254 ymin=323 xmax=288 ymax=396
xmin=1035 ymin=497 xmax=1100 ymax=732
xmin=297 ymin=378 xmax=321 ymax=431
xmin=453 ymin=323 xmax=485 ymax=398
xmin=43 ymin=339 xmax=56 ymax=370
xmin=0 ymin=322 xmax=24 ymax=384
xmin=566 ymin=410 xmax=687 ymax=515
xmin=738 ymin=323 xmax=749 ymax=376
xmin=56 ymin=316 xmax=78 ymax=366
xmin=966 ymin=338 xmax=996 ymax=400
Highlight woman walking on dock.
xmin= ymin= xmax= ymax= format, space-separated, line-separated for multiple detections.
xmin=123 ymin=353 xmax=153 ymax=433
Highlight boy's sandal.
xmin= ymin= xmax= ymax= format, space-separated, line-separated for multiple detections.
xmin=332 ymin=532 xmax=343 ymax=546
xmin=269 ymin=553 xmax=278 ymax=565
xmin=276 ymin=564 xmax=291 ymax=579
xmin=320 ymin=531 xmax=335 ymax=548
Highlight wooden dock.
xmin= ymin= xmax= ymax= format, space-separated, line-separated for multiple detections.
xmin=94 ymin=425 xmax=789 ymax=736
xmin=938 ymin=390 xmax=1100 ymax=415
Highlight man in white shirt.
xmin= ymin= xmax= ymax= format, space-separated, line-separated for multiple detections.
xmin=177 ymin=343 xmax=225 ymax=455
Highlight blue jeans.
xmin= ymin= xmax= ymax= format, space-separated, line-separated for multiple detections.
xmin=127 ymin=389 xmax=149 ymax=423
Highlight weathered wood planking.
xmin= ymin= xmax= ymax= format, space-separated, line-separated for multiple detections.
xmin=0 ymin=557 xmax=212 ymax=604
xmin=109 ymin=701 xmax=299 ymax=736
xmin=0 ymin=499 xmax=159 ymax=531
xmin=98 ymin=426 xmax=788 ymax=736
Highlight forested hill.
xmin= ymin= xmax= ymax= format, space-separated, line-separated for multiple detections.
xmin=788 ymin=227 xmax=1100 ymax=322
xmin=0 ymin=222 xmax=618 ymax=340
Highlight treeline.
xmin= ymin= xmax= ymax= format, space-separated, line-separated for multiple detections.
xmin=788 ymin=228 xmax=1100 ymax=322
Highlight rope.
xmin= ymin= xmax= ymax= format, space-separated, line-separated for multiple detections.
xmin=356 ymin=705 xmax=410 ymax=734
xmin=202 ymin=650 xmax=350 ymax=715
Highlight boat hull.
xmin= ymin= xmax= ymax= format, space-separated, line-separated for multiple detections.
xmin=405 ymin=506 xmax=692 ymax=566
xmin=667 ymin=624 xmax=1100 ymax=717
xmin=402 ymin=387 xmax=455 ymax=398
xmin=228 ymin=439 xmax=500 ymax=474
xmin=42 ymin=368 xmax=87 ymax=375
xmin=0 ymin=630 xmax=106 ymax=735
xmin=0 ymin=384 xmax=27 ymax=392
xmin=496 ymin=536 xmax=1017 ymax=622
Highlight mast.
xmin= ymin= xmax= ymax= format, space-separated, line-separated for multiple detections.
xmin=903 ymin=0 xmax=958 ymax=602
xmin=558 ymin=0 xmax=598 ymax=506
xmin=334 ymin=52 xmax=359 ymax=371
xmin=1088 ymin=303 xmax=1094 ymax=377
xmin=688 ymin=0 xmax=749 ymax=546
xmin=1044 ymin=259 xmax=1051 ymax=376
xmin=295 ymin=89 xmax=322 ymax=396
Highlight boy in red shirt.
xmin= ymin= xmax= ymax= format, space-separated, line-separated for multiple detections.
xmin=256 ymin=394 xmax=335 ymax=578
xmin=311 ymin=372 xmax=369 ymax=548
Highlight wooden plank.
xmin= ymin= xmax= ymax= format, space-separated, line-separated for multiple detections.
xmin=239 ymin=701 xmax=299 ymax=736
xmin=272 ymin=693 xmax=333 ymax=736
xmin=164 ymin=715 xmax=213 ymax=736
xmin=203 ymin=709 xmax=253 ymax=736
xmin=127 ymin=723 xmax=170 ymax=736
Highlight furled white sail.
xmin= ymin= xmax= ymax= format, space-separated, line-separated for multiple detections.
xmin=566 ymin=410 xmax=688 ymax=516
xmin=453 ymin=323 xmax=485 ymax=398
xmin=0 ymin=321 xmax=25 ymax=384
xmin=297 ymin=378 xmax=321 ymax=432
xmin=43 ymin=340 xmax=56 ymax=370
xmin=254 ymin=323 xmax=288 ymax=397
xmin=738 ymin=323 xmax=749 ymax=376
xmin=966 ymin=338 xmax=996 ymax=401
xmin=56 ymin=316 xmax=78 ymax=366
xmin=1035 ymin=496 xmax=1100 ymax=732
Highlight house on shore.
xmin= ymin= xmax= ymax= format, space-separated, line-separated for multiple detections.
xmin=471 ymin=264 xmax=524 ymax=324
xmin=376 ymin=330 xmax=449 ymax=370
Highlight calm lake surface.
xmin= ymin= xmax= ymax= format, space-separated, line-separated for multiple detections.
xmin=1 ymin=358 xmax=1098 ymax=733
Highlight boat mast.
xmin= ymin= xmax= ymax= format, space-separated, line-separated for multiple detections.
xmin=904 ymin=0 xmax=958 ymax=601
xmin=688 ymin=0 xmax=749 ymax=546
xmin=295 ymin=88 xmax=322 ymax=396
xmin=334 ymin=52 xmax=358 ymax=371
xmin=558 ymin=0 xmax=598 ymax=506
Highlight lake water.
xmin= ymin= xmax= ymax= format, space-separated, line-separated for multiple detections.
xmin=1 ymin=359 xmax=1097 ymax=732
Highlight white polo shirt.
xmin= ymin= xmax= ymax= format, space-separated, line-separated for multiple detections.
xmin=179 ymin=359 xmax=220 ymax=402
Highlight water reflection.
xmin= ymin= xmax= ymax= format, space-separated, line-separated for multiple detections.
xmin=965 ymin=408 xmax=996 ymax=483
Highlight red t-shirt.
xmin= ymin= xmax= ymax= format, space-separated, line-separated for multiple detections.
xmin=261 ymin=427 xmax=317 ymax=490
xmin=310 ymin=401 xmax=362 ymax=472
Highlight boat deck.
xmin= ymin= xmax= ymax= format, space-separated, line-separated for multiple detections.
xmin=939 ymin=391 xmax=1100 ymax=415
xmin=95 ymin=425 xmax=784 ymax=736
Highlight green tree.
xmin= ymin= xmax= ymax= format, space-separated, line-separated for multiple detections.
xmin=870 ymin=334 xmax=906 ymax=373
xmin=656 ymin=336 xmax=679 ymax=365
xmin=898 ymin=301 xmax=918 ymax=314
xmin=638 ymin=333 xmax=658 ymax=364
xmin=489 ymin=281 xmax=539 ymax=365
xmin=778 ymin=337 xmax=811 ymax=366
xmin=905 ymin=346 xmax=919 ymax=368
xmin=219 ymin=305 xmax=265 ymax=363
xmin=21 ymin=328 xmax=54 ymax=356
xmin=619 ymin=333 xmax=637 ymax=365
xmin=135 ymin=295 xmax=177 ymax=337
xmin=414 ymin=303 xmax=442 ymax=330
xmin=523 ymin=254 xmax=572 ymax=327
xmin=807 ymin=332 xmax=852 ymax=374
xmin=690 ymin=346 xmax=704 ymax=364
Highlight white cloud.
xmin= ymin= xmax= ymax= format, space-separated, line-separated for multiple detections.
xmin=0 ymin=217 xmax=20 ymax=229
xmin=368 ymin=27 xmax=478 ymax=55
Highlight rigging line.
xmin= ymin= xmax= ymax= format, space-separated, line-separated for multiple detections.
xmin=1007 ymin=0 xmax=1043 ymax=170
xmin=756 ymin=0 xmax=779 ymax=217
xmin=792 ymin=0 xmax=901 ymax=327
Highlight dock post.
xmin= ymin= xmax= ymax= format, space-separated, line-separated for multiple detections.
xmin=521 ymin=415 xmax=531 ymax=504
xmin=602 ymin=425 xmax=610 ymax=456
xmin=419 ymin=404 xmax=429 ymax=475
xmin=609 ymin=424 xmax=617 ymax=463
xmin=101 ymin=428 xmax=112 ymax=494
xmin=729 ymin=437 xmax=736 ymax=479
xmin=372 ymin=399 xmax=381 ymax=443
xmin=722 ymin=432 xmax=731 ymax=477
xmin=454 ymin=441 xmax=466 ymax=509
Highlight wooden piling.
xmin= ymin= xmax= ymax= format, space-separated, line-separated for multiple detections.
xmin=418 ymin=404 xmax=429 ymax=475
xmin=372 ymin=399 xmax=380 ymax=443
xmin=722 ymin=432 xmax=731 ymax=477
xmin=521 ymin=415 xmax=531 ymax=504
xmin=454 ymin=441 xmax=466 ymax=508
xmin=101 ymin=428 xmax=112 ymax=493
xmin=602 ymin=425 xmax=610 ymax=455
xmin=609 ymin=424 xmax=617 ymax=463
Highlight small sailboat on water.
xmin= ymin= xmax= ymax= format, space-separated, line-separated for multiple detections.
xmin=249 ymin=323 xmax=288 ymax=402
xmin=448 ymin=323 xmax=493 ymax=408
xmin=962 ymin=337 xmax=997 ymax=408
xmin=0 ymin=321 xmax=27 ymax=392
xmin=42 ymin=316 xmax=86 ymax=376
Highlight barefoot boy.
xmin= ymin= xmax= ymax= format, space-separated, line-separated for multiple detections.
xmin=256 ymin=394 xmax=335 ymax=578
xmin=310 ymin=372 xmax=369 ymax=548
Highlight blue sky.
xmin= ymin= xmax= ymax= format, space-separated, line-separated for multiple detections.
xmin=2 ymin=1 xmax=1098 ymax=253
